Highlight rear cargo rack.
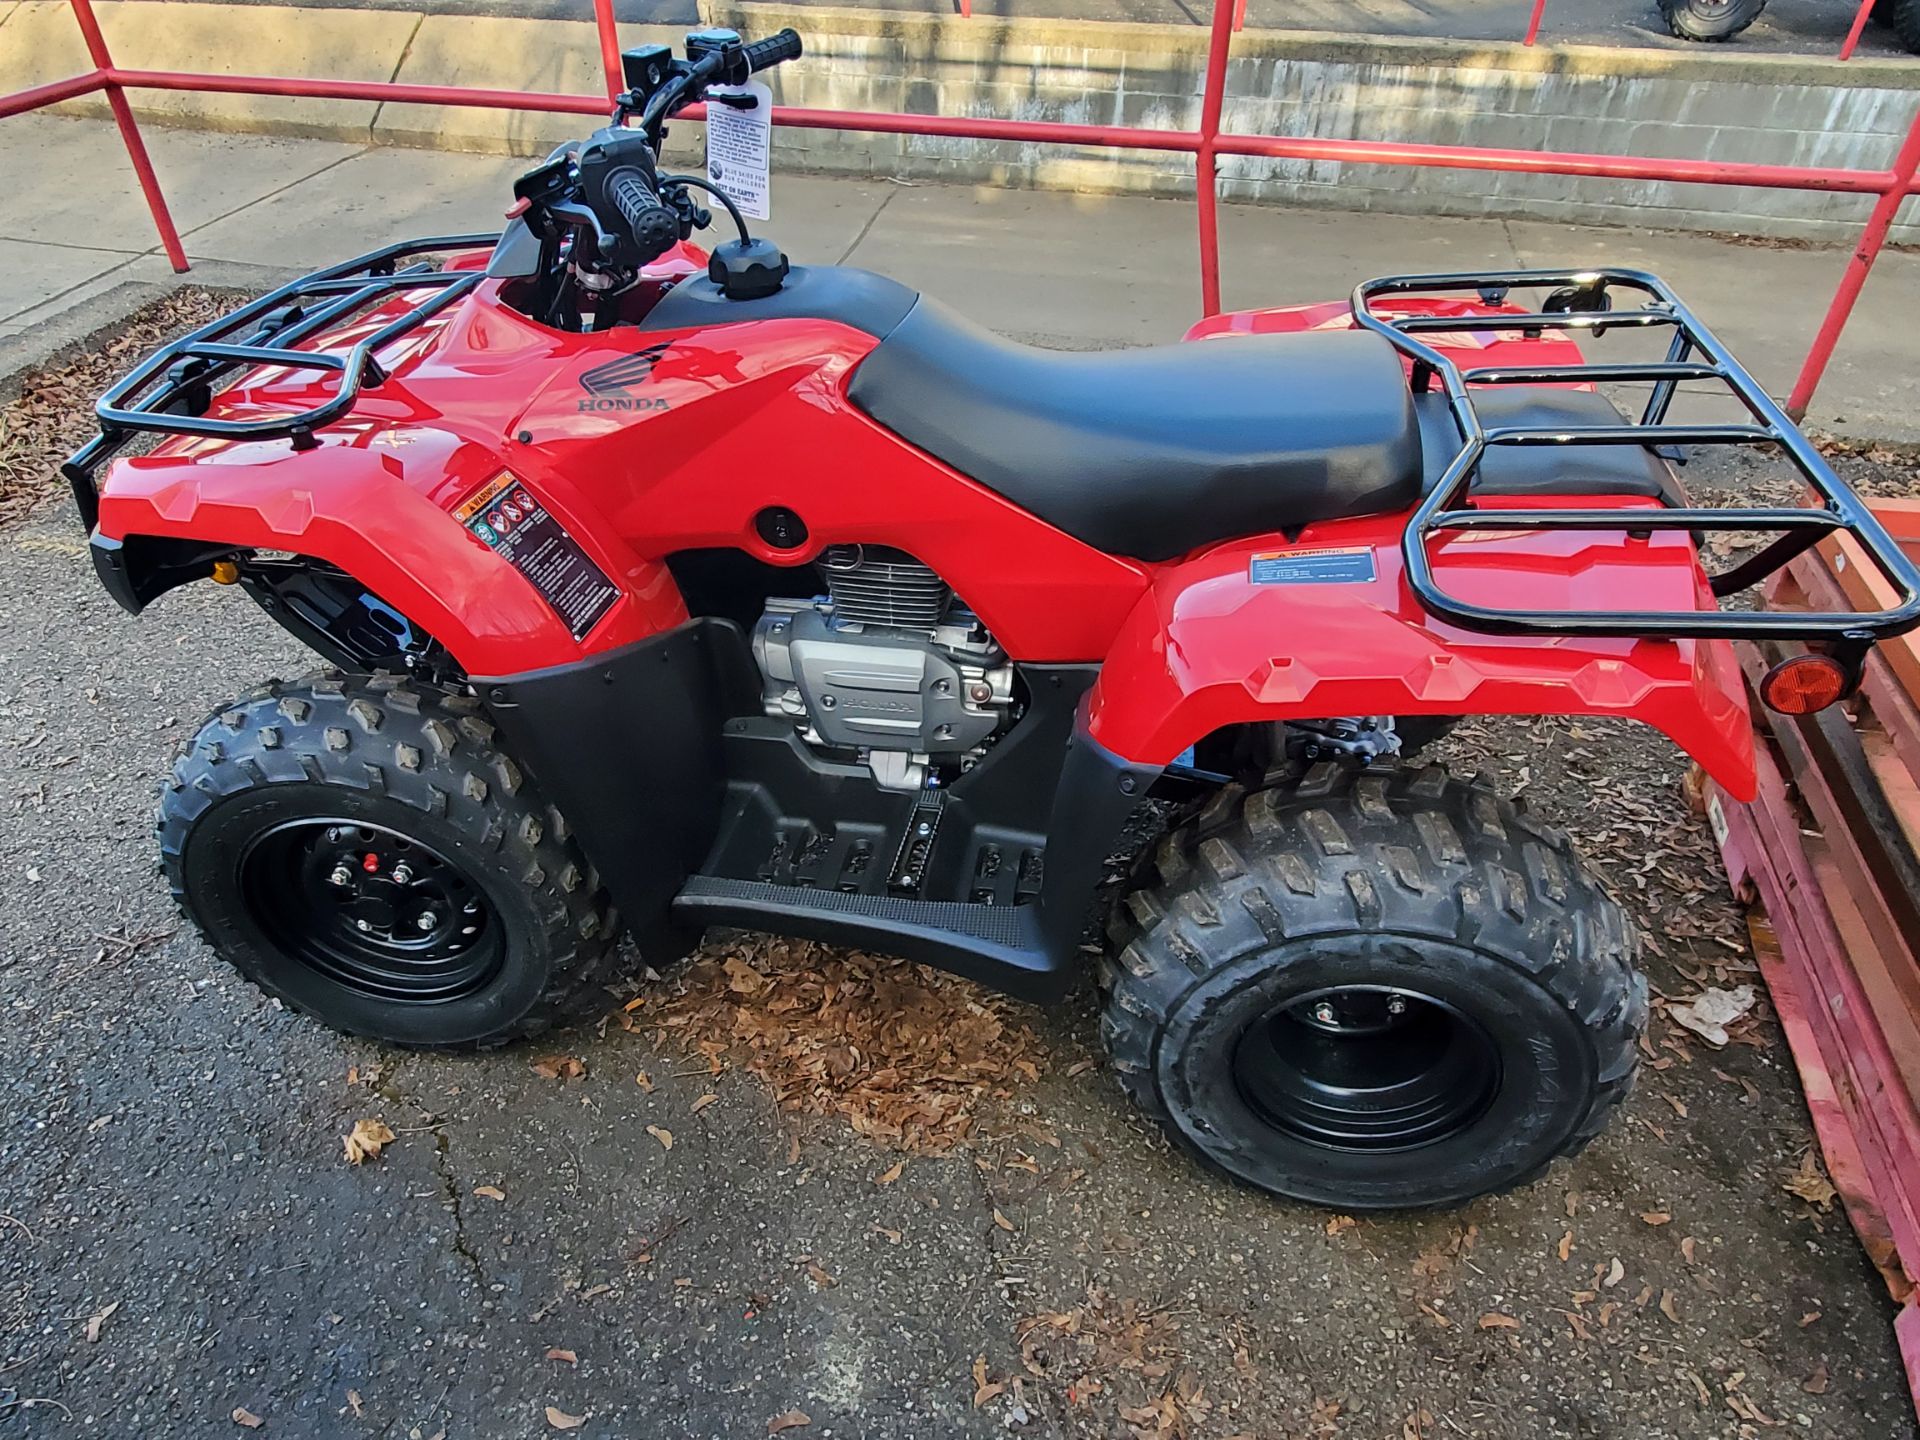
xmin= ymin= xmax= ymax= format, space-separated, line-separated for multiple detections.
xmin=63 ymin=234 xmax=500 ymax=528
xmin=1353 ymin=268 xmax=1920 ymax=674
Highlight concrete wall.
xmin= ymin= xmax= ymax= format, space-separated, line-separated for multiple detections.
xmin=3 ymin=0 xmax=1916 ymax=241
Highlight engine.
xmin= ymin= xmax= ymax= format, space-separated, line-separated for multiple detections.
xmin=750 ymin=545 xmax=1017 ymax=790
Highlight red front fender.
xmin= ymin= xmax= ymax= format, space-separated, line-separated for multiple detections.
xmin=1083 ymin=511 xmax=1756 ymax=801
xmin=93 ymin=424 xmax=685 ymax=675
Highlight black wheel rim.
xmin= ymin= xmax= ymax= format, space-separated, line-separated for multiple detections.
xmin=1232 ymin=985 xmax=1501 ymax=1152
xmin=238 ymin=818 xmax=503 ymax=1003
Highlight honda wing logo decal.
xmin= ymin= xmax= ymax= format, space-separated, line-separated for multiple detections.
xmin=577 ymin=343 xmax=671 ymax=413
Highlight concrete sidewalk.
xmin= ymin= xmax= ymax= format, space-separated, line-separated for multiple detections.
xmin=3 ymin=110 xmax=1918 ymax=440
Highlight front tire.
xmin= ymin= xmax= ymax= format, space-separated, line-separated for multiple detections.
xmin=159 ymin=674 xmax=621 ymax=1048
xmin=1890 ymin=0 xmax=1920 ymax=54
xmin=1101 ymin=762 xmax=1644 ymax=1210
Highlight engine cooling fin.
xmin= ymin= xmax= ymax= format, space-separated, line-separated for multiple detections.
xmin=819 ymin=544 xmax=951 ymax=629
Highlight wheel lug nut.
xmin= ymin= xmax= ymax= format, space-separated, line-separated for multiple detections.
xmin=1386 ymin=995 xmax=1407 ymax=1017
xmin=1312 ymin=1002 xmax=1336 ymax=1025
xmin=329 ymin=864 xmax=353 ymax=887
xmin=391 ymin=862 xmax=414 ymax=886
xmin=416 ymin=912 xmax=438 ymax=931
xmin=354 ymin=919 xmax=372 ymax=932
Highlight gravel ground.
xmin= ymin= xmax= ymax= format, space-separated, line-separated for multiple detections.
xmin=0 ymin=315 xmax=1915 ymax=1439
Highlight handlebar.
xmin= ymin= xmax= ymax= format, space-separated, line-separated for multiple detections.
xmin=606 ymin=167 xmax=680 ymax=258
xmin=742 ymin=28 xmax=803 ymax=75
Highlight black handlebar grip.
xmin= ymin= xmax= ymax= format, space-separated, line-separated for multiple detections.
xmin=606 ymin=167 xmax=680 ymax=260
xmin=742 ymin=28 xmax=802 ymax=74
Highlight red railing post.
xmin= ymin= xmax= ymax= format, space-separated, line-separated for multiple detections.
xmin=591 ymin=0 xmax=623 ymax=103
xmin=1196 ymin=0 xmax=1235 ymax=317
xmin=66 ymin=0 xmax=189 ymax=273
xmin=1787 ymin=101 xmax=1920 ymax=419
xmin=1840 ymin=0 xmax=1878 ymax=60
xmin=1524 ymin=0 xmax=1548 ymax=46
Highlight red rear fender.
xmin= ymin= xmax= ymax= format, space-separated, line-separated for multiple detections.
xmin=1083 ymin=514 xmax=1756 ymax=800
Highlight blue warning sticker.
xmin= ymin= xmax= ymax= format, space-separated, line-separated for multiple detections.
xmin=1249 ymin=546 xmax=1378 ymax=585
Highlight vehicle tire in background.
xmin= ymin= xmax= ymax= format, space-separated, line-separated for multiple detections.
xmin=158 ymin=673 xmax=622 ymax=1049
xmin=1657 ymin=0 xmax=1767 ymax=41
xmin=1889 ymin=0 xmax=1920 ymax=55
xmin=1100 ymin=762 xmax=1645 ymax=1210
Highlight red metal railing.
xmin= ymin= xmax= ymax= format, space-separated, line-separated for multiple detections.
xmin=1 ymin=0 xmax=1916 ymax=418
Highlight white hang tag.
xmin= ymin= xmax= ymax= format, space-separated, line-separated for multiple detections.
xmin=704 ymin=81 xmax=773 ymax=222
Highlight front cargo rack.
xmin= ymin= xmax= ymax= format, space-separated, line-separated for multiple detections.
xmin=63 ymin=234 xmax=501 ymax=529
xmin=1353 ymin=267 xmax=1920 ymax=676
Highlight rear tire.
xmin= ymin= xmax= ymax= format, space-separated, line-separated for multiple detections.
xmin=158 ymin=673 xmax=622 ymax=1049
xmin=1657 ymin=0 xmax=1766 ymax=41
xmin=1100 ymin=762 xmax=1644 ymax=1210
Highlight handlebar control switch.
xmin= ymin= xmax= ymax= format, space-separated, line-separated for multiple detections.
xmin=710 ymin=236 xmax=789 ymax=301
xmin=685 ymin=27 xmax=749 ymax=86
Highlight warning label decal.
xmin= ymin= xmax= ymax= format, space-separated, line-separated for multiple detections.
xmin=455 ymin=472 xmax=620 ymax=639
xmin=1249 ymin=546 xmax=1377 ymax=586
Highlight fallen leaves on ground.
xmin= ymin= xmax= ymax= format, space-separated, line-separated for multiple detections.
xmin=641 ymin=936 xmax=1046 ymax=1153
xmin=545 ymin=1405 xmax=586 ymax=1430
xmin=972 ymin=1355 xmax=1005 ymax=1408
xmin=1477 ymin=1311 xmax=1520 ymax=1330
xmin=341 ymin=1118 xmax=396 ymax=1165
xmin=766 ymin=1410 xmax=811 ymax=1433
xmin=473 ymin=1185 xmax=506 ymax=1202
xmin=231 ymin=1407 xmax=264 ymax=1429
xmin=531 ymin=1056 xmax=587 ymax=1082
xmin=0 ymin=290 xmax=232 ymax=528
xmin=1783 ymin=1151 xmax=1839 ymax=1212
xmin=645 ymin=1125 xmax=673 ymax=1150
xmin=1011 ymin=1287 xmax=1222 ymax=1438
xmin=546 ymin=1348 xmax=577 ymax=1365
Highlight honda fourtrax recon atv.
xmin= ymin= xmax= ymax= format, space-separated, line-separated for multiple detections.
xmin=66 ymin=29 xmax=1920 ymax=1210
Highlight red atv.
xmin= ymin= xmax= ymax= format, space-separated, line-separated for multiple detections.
xmin=67 ymin=29 xmax=1920 ymax=1210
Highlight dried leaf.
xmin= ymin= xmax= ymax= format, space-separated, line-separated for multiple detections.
xmin=872 ymin=1225 xmax=902 ymax=1244
xmin=1802 ymin=1364 xmax=1829 ymax=1394
xmin=473 ymin=1185 xmax=506 ymax=1202
xmin=634 ymin=1071 xmax=654 ymax=1091
xmin=345 ymin=1391 xmax=363 ymax=1418
xmin=1660 ymin=1093 xmax=1689 ymax=1119
xmin=767 ymin=1411 xmax=811 ymax=1434
xmin=546 ymin=1348 xmax=577 ymax=1365
xmin=971 ymin=1355 xmax=1005 ymax=1408
xmin=1783 ymin=1152 xmax=1838 ymax=1212
xmin=690 ymin=1093 xmax=719 ymax=1114
xmin=232 ymin=1408 xmax=264 ymax=1429
xmin=341 ymin=1118 xmax=395 ymax=1165
xmin=874 ymin=1160 xmax=904 ymax=1185
xmin=1557 ymin=1230 xmax=1573 ymax=1262
xmin=532 ymin=1056 xmax=586 ymax=1081
xmin=546 ymin=1406 xmax=586 ymax=1430
xmin=1478 ymin=1311 xmax=1520 ymax=1330
xmin=1659 ymin=1289 xmax=1681 ymax=1323
xmin=1641 ymin=1212 xmax=1672 ymax=1226
xmin=84 ymin=1300 xmax=119 ymax=1343
xmin=646 ymin=1125 xmax=674 ymax=1151
xmin=1681 ymin=1236 xmax=1699 ymax=1265
xmin=804 ymin=1259 xmax=836 ymax=1289
xmin=992 ymin=1209 xmax=1016 ymax=1234
xmin=1325 ymin=1214 xmax=1356 ymax=1237
xmin=1603 ymin=1257 xmax=1626 ymax=1289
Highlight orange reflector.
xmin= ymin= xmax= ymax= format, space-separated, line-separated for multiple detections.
xmin=1759 ymin=654 xmax=1849 ymax=715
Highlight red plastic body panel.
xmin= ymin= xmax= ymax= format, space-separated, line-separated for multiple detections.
xmin=94 ymin=283 xmax=1755 ymax=795
xmin=1081 ymin=504 xmax=1754 ymax=798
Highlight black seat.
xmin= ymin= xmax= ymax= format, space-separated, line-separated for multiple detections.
xmin=643 ymin=266 xmax=1685 ymax=559
xmin=848 ymin=298 xmax=1424 ymax=562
